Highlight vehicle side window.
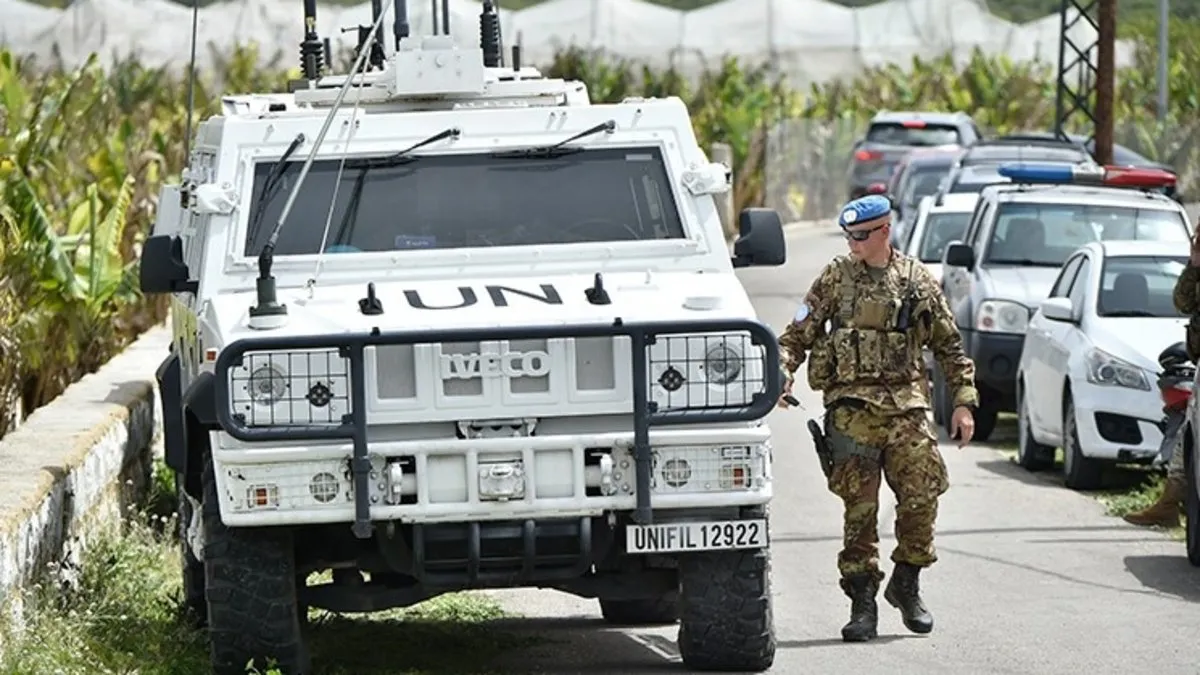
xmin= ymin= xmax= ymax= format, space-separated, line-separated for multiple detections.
xmin=1049 ymin=255 xmax=1084 ymax=298
xmin=1067 ymin=257 xmax=1092 ymax=308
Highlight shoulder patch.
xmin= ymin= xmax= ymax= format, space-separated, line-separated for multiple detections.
xmin=793 ymin=302 xmax=811 ymax=324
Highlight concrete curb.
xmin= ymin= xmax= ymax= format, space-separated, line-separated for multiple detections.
xmin=0 ymin=324 xmax=170 ymax=621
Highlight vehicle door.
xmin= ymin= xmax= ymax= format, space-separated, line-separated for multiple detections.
xmin=1024 ymin=253 xmax=1084 ymax=431
xmin=1045 ymin=253 xmax=1093 ymax=435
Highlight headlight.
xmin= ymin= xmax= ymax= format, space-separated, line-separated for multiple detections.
xmin=1085 ymin=348 xmax=1150 ymax=390
xmin=247 ymin=363 xmax=289 ymax=406
xmin=976 ymin=299 xmax=1029 ymax=334
xmin=704 ymin=342 xmax=743 ymax=385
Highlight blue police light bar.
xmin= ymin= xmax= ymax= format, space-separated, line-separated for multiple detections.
xmin=997 ymin=162 xmax=1176 ymax=189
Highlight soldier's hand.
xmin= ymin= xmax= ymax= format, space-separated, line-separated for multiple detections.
xmin=950 ymin=406 xmax=975 ymax=447
xmin=777 ymin=377 xmax=795 ymax=408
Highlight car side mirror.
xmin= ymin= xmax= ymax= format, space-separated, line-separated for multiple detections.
xmin=140 ymin=234 xmax=199 ymax=295
xmin=943 ymin=242 xmax=974 ymax=270
xmin=1040 ymin=297 xmax=1075 ymax=323
xmin=732 ymin=207 xmax=786 ymax=268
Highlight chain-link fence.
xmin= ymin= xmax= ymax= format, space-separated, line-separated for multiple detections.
xmin=763 ymin=117 xmax=1200 ymax=223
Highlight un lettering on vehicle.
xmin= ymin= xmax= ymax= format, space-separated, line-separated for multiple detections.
xmin=439 ymin=350 xmax=552 ymax=380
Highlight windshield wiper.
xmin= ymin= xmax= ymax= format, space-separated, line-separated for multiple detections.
xmin=1102 ymin=310 xmax=1158 ymax=317
xmin=244 ymin=133 xmax=307 ymax=250
xmin=490 ymin=120 xmax=616 ymax=159
xmin=344 ymin=127 xmax=461 ymax=169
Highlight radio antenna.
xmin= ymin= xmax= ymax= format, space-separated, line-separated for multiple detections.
xmin=182 ymin=0 xmax=199 ymax=160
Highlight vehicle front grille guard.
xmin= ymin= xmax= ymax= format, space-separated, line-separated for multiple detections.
xmin=212 ymin=318 xmax=782 ymax=538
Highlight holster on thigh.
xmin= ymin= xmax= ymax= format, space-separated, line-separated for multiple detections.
xmin=825 ymin=418 xmax=884 ymax=500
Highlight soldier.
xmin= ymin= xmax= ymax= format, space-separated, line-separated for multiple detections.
xmin=1122 ymin=226 xmax=1200 ymax=527
xmin=777 ymin=194 xmax=979 ymax=642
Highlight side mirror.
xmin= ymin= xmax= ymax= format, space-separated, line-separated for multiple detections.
xmin=140 ymin=234 xmax=199 ymax=295
xmin=732 ymin=207 xmax=786 ymax=268
xmin=943 ymin=242 xmax=974 ymax=269
xmin=1040 ymin=297 xmax=1075 ymax=323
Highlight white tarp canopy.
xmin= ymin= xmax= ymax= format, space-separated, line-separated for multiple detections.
xmin=1 ymin=0 xmax=1142 ymax=87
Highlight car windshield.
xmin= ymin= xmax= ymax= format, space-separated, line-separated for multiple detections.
xmin=902 ymin=168 xmax=949 ymax=207
xmin=962 ymin=145 xmax=1088 ymax=165
xmin=866 ymin=122 xmax=960 ymax=146
xmin=986 ymin=202 xmax=1189 ymax=266
xmin=242 ymin=147 xmax=687 ymax=256
xmin=948 ymin=165 xmax=1010 ymax=194
xmin=917 ymin=212 xmax=972 ymax=262
xmin=1096 ymin=255 xmax=1188 ymax=318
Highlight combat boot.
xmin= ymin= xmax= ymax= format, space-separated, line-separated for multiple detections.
xmin=839 ymin=574 xmax=879 ymax=642
xmin=884 ymin=562 xmax=933 ymax=634
xmin=1123 ymin=475 xmax=1185 ymax=528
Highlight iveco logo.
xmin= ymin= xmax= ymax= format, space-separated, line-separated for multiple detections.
xmin=439 ymin=350 xmax=552 ymax=380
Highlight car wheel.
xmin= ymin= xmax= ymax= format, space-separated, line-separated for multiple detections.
xmin=1016 ymin=384 xmax=1055 ymax=471
xmin=1062 ymin=393 xmax=1104 ymax=490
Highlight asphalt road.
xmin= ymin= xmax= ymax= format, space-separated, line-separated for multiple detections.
xmin=480 ymin=223 xmax=1200 ymax=675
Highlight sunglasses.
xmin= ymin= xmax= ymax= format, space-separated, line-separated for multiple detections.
xmin=842 ymin=223 xmax=887 ymax=241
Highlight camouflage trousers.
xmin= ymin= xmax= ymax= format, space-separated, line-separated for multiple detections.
xmin=826 ymin=403 xmax=949 ymax=584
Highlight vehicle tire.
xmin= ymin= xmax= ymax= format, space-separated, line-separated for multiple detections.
xmin=677 ymin=549 xmax=775 ymax=672
xmin=1062 ymin=393 xmax=1104 ymax=491
xmin=600 ymin=593 xmax=680 ymax=625
xmin=1016 ymin=384 xmax=1055 ymax=471
xmin=202 ymin=459 xmax=309 ymax=675
xmin=1186 ymin=446 xmax=1200 ymax=567
xmin=177 ymin=474 xmax=207 ymax=627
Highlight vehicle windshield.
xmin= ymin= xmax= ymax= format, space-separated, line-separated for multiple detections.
xmin=986 ymin=202 xmax=1189 ymax=266
xmin=962 ymin=145 xmax=1088 ymax=166
xmin=902 ymin=168 xmax=949 ymax=208
xmin=866 ymin=122 xmax=960 ymax=146
xmin=948 ymin=165 xmax=1010 ymax=194
xmin=242 ymin=147 xmax=687 ymax=256
xmin=917 ymin=211 xmax=972 ymax=262
xmin=1096 ymin=255 xmax=1188 ymax=318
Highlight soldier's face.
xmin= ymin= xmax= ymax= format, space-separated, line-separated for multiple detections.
xmin=844 ymin=220 xmax=889 ymax=258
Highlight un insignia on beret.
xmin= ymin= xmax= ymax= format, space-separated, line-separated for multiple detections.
xmin=842 ymin=209 xmax=857 ymax=224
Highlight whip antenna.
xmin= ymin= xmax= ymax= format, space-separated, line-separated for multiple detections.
xmin=183 ymin=0 xmax=199 ymax=160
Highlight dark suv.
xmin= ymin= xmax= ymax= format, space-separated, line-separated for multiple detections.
xmin=847 ymin=111 xmax=981 ymax=201
xmin=886 ymin=147 xmax=964 ymax=246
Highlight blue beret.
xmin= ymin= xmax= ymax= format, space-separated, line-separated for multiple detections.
xmin=837 ymin=195 xmax=892 ymax=228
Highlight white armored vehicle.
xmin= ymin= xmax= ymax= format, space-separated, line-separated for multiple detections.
xmin=140 ymin=1 xmax=787 ymax=672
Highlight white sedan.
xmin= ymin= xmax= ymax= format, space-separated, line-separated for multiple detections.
xmin=901 ymin=192 xmax=977 ymax=285
xmin=1016 ymin=240 xmax=1189 ymax=490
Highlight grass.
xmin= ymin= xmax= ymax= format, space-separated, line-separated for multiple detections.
xmin=980 ymin=413 xmax=1187 ymax=542
xmin=0 ymin=458 xmax=545 ymax=675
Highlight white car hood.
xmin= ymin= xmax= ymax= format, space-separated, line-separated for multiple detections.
xmin=1089 ymin=316 xmax=1189 ymax=372
xmin=207 ymin=271 xmax=757 ymax=342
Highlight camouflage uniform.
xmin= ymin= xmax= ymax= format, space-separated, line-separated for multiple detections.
xmin=779 ymin=203 xmax=978 ymax=641
xmin=1123 ymin=262 xmax=1198 ymax=527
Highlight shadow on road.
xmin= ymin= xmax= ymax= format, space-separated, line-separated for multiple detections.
xmin=1123 ymin=554 xmax=1200 ymax=603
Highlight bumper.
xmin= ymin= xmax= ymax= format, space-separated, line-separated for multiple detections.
xmin=1070 ymin=381 xmax=1165 ymax=462
xmin=212 ymin=426 xmax=774 ymax=527
xmin=961 ymin=328 xmax=1024 ymax=402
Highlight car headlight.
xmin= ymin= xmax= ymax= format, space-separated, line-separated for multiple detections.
xmin=704 ymin=342 xmax=743 ymax=385
xmin=1085 ymin=348 xmax=1150 ymax=391
xmin=247 ymin=363 xmax=289 ymax=407
xmin=976 ymin=299 xmax=1029 ymax=334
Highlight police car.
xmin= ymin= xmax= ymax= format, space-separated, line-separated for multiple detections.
xmin=934 ymin=162 xmax=1191 ymax=442
xmin=136 ymin=3 xmax=787 ymax=672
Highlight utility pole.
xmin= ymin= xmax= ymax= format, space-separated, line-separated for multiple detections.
xmin=1158 ymin=0 xmax=1169 ymax=120
xmin=1093 ymin=0 xmax=1116 ymax=164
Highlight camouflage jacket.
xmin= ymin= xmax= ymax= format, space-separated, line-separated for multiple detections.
xmin=778 ymin=249 xmax=979 ymax=413
xmin=1175 ymin=263 xmax=1200 ymax=361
